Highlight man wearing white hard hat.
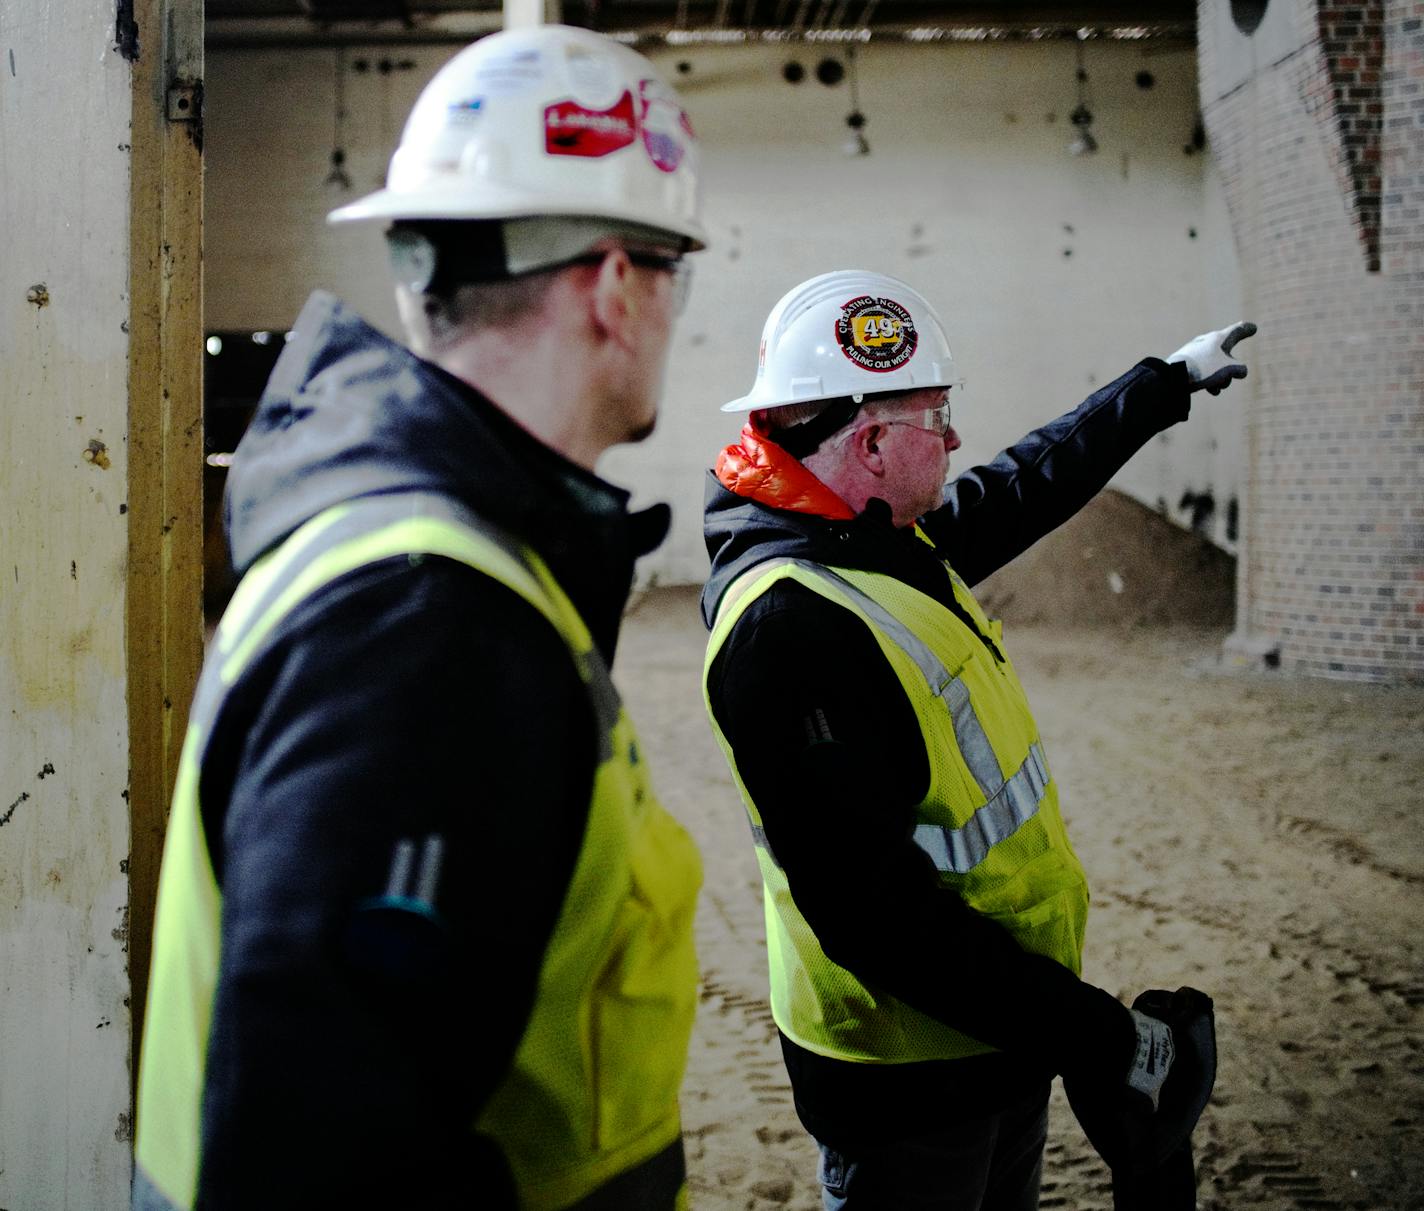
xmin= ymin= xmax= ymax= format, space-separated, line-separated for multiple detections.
xmin=701 ymin=271 xmax=1253 ymax=1209
xmin=134 ymin=26 xmax=704 ymax=1210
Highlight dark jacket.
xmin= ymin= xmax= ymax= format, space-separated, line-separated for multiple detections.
xmin=194 ymin=292 xmax=668 ymax=1206
xmin=701 ymin=358 xmax=1191 ymax=1151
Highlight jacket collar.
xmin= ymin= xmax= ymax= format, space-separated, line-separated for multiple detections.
xmin=715 ymin=419 xmax=856 ymax=521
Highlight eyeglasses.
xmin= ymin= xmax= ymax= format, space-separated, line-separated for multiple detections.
xmin=886 ymin=396 xmax=953 ymax=438
xmin=566 ymin=249 xmax=693 ymax=315
xmin=826 ymin=392 xmax=954 ymax=451
xmin=626 ymin=250 xmax=693 ymax=315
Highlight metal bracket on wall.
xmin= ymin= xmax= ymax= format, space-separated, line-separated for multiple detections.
xmin=166 ymin=82 xmax=201 ymax=122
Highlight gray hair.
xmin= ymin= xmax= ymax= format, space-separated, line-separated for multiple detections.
xmin=759 ymin=399 xmax=834 ymax=432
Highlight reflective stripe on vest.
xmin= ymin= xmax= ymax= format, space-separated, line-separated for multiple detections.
xmin=135 ymin=492 xmax=700 ymax=1211
xmin=703 ymin=554 xmax=1089 ymax=1064
xmin=773 ymin=561 xmax=1052 ymax=873
xmin=913 ymin=742 xmax=1050 ymax=874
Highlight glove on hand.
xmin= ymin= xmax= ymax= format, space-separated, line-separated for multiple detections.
xmin=1126 ymin=1008 xmax=1176 ymax=1111
xmin=1167 ymin=321 xmax=1257 ymax=394
xmin=1064 ymin=987 xmax=1217 ymax=1180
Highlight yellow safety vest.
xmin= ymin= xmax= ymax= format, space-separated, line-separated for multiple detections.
xmin=135 ymin=492 xmax=701 ymax=1210
xmin=703 ymin=550 xmax=1088 ymax=1064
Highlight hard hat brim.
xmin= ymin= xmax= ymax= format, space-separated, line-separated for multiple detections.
xmin=328 ymin=184 xmax=708 ymax=252
xmin=721 ymin=374 xmax=965 ymax=414
xmin=721 ymin=394 xmax=765 ymax=413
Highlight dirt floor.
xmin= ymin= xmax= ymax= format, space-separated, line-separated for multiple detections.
xmin=615 ymin=583 xmax=1424 ymax=1211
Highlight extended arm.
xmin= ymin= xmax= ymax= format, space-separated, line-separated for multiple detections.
xmin=924 ymin=321 xmax=1257 ymax=586
xmin=195 ymin=557 xmax=596 ymax=1207
xmin=921 ymin=359 xmax=1191 ymax=586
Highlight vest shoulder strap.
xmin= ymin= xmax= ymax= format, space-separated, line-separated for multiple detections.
xmin=191 ymin=492 xmax=573 ymax=751
xmin=713 ymin=556 xmax=956 ymax=697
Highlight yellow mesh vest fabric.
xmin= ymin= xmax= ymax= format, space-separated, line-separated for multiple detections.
xmin=703 ymin=557 xmax=1088 ymax=1065
xmin=135 ymin=497 xmax=701 ymax=1209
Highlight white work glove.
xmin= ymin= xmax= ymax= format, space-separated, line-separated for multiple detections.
xmin=1166 ymin=321 xmax=1257 ymax=395
xmin=1125 ymin=1008 xmax=1176 ymax=1111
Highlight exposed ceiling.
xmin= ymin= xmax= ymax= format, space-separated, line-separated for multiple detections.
xmin=206 ymin=0 xmax=1197 ymax=46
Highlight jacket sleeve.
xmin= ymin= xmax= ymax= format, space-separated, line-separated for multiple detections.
xmin=193 ymin=556 xmax=595 ymax=1208
xmin=921 ymin=358 xmax=1192 ymax=586
xmin=705 ymin=581 xmax=1136 ymax=1084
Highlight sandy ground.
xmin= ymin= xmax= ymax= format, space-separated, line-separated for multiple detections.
xmin=615 ymin=586 xmax=1424 ymax=1211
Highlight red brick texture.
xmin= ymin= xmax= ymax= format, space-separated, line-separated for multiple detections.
xmin=1200 ymin=0 xmax=1424 ymax=681
xmin=1317 ymin=2 xmax=1385 ymax=269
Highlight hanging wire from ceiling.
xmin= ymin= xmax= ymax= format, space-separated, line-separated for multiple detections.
xmin=1067 ymin=32 xmax=1098 ymax=156
xmin=325 ymin=46 xmax=354 ymax=188
xmin=843 ymin=42 xmax=869 ymax=155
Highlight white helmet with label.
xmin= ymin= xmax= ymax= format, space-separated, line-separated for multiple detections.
xmin=329 ymin=24 xmax=706 ymax=249
xmin=724 ymin=270 xmax=962 ymax=412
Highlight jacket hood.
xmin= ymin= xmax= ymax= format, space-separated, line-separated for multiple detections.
xmin=225 ymin=292 xmax=668 ymax=658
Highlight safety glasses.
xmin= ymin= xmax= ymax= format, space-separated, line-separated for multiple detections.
xmin=887 ymin=395 xmax=953 ymax=438
xmin=565 ymin=249 xmax=693 ymax=315
xmin=624 ymin=250 xmax=693 ymax=315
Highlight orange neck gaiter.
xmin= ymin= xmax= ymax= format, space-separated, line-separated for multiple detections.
xmin=715 ymin=418 xmax=856 ymax=521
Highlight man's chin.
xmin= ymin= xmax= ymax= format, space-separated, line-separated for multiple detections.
xmin=626 ymin=417 xmax=657 ymax=444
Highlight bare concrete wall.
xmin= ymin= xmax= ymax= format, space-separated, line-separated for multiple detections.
xmin=1200 ymin=0 xmax=1424 ymax=680
xmin=0 ymin=6 xmax=137 ymax=1206
xmin=204 ymin=36 xmax=1248 ymax=584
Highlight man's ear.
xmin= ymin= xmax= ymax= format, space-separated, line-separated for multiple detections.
xmin=589 ymin=249 xmax=638 ymax=346
xmin=851 ymin=421 xmax=888 ymax=476
xmin=393 ymin=283 xmax=435 ymax=358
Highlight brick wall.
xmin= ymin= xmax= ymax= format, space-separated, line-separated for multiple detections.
xmin=1318 ymin=1 xmax=1385 ymax=268
xmin=1200 ymin=0 xmax=1424 ymax=681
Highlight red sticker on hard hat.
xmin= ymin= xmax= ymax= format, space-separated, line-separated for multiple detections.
xmin=545 ymin=90 xmax=637 ymax=158
xmin=835 ymin=295 xmax=918 ymax=372
xmin=639 ymin=79 xmax=691 ymax=173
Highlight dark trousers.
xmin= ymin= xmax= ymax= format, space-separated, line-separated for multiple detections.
xmin=815 ymin=1085 xmax=1050 ymax=1211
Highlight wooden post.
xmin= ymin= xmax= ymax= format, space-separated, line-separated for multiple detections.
xmin=126 ymin=0 xmax=206 ymax=1083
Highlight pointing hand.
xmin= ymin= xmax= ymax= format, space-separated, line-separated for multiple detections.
xmin=1167 ymin=321 xmax=1257 ymax=395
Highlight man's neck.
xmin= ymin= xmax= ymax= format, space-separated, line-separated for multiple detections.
xmin=432 ymin=335 xmax=608 ymax=472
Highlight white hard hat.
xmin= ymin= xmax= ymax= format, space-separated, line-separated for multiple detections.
xmin=329 ymin=25 xmax=706 ymax=250
xmin=724 ymin=270 xmax=962 ymax=412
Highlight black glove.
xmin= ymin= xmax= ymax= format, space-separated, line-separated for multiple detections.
xmin=1124 ymin=1006 xmax=1175 ymax=1111
xmin=1064 ymin=986 xmax=1217 ymax=1179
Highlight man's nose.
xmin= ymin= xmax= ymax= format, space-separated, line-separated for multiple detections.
xmin=943 ymin=426 xmax=962 ymax=453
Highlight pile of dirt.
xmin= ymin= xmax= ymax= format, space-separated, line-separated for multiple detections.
xmin=973 ymin=488 xmax=1236 ymax=630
